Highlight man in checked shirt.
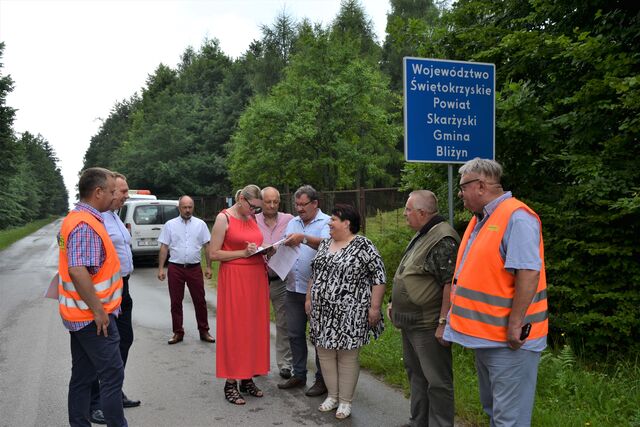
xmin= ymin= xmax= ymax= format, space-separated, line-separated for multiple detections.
xmin=57 ymin=167 xmax=128 ymax=427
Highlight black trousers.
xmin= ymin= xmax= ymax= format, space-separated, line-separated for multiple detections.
xmin=117 ymin=277 xmax=134 ymax=365
xmin=91 ymin=276 xmax=134 ymax=410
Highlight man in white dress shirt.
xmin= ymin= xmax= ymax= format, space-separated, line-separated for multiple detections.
xmin=157 ymin=195 xmax=214 ymax=345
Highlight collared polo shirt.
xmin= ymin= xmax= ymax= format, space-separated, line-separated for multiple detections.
xmin=284 ymin=209 xmax=330 ymax=294
xmin=255 ymin=212 xmax=294 ymax=246
xmin=158 ymin=215 xmax=210 ymax=264
xmin=256 ymin=211 xmax=294 ymax=277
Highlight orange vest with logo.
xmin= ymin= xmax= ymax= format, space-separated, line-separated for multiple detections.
xmin=449 ymin=198 xmax=548 ymax=342
xmin=58 ymin=210 xmax=123 ymax=322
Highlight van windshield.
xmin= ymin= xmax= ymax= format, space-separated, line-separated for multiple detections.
xmin=163 ymin=205 xmax=179 ymax=222
xmin=133 ymin=206 xmax=162 ymax=225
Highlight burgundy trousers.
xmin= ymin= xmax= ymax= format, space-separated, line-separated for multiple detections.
xmin=167 ymin=263 xmax=209 ymax=334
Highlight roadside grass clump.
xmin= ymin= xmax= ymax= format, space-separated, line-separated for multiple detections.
xmin=532 ymin=344 xmax=640 ymax=426
xmin=0 ymin=216 xmax=59 ymax=250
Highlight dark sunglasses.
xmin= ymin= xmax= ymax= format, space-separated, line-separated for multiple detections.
xmin=244 ymin=197 xmax=262 ymax=214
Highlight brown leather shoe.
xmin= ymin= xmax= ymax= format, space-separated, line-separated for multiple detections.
xmin=168 ymin=333 xmax=184 ymax=345
xmin=200 ymin=332 xmax=215 ymax=343
xmin=305 ymin=379 xmax=327 ymax=396
xmin=277 ymin=376 xmax=306 ymax=389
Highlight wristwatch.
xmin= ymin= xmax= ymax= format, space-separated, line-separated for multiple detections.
xmin=438 ymin=317 xmax=447 ymax=326
xmin=302 ymin=236 xmax=308 ymax=245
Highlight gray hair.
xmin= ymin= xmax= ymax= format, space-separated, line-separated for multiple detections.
xmin=294 ymin=185 xmax=319 ymax=202
xmin=235 ymin=184 xmax=262 ymax=202
xmin=458 ymin=157 xmax=503 ymax=182
xmin=409 ymin=190 xmax=438 ymax=214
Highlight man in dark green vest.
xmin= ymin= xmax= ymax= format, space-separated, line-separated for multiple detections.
xmin=387 ymin=190 xmax=460 ymax=427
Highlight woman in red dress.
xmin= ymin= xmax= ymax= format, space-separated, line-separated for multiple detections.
xmin=209 ymin=184 xmax=270 ymax=405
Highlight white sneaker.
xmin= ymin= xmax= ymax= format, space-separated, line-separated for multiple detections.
xmin=336 ymin=402 xmax=351 ymax=419
xmin=318 ymin=397 xmax=339 ymax=412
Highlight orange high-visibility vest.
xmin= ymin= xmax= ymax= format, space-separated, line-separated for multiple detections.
xmin=57 ymin=210 xmax=122 ymax=322
xmin=449 ymin=197 xmax=548 ymax=342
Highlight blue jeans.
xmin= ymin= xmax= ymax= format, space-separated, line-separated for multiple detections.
xmin=285 ymin=291 xmax=322 ymax=381
xmin=69 ymin=314 xmax=127 ymax=427
xmin=475 ymin=347 xmax=541 ymax=427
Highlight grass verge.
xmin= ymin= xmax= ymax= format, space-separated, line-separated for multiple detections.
xmin=0 ymin=216 xmax=59 ymax=250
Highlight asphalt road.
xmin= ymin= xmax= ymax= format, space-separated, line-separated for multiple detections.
xmin=0 ymin=219 xmax=411 ymax=427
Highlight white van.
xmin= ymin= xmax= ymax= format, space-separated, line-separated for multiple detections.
xmin=119 ymin=199 xmax=179 ymax=257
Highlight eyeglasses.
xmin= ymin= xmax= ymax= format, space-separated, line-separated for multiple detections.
xmin=295 ymin=200 xmax=314 ymax=208
xmin=458 ymin=178 xmax=481 ymax=191
xmin=244 ymin=198 xmax=262 ymax=214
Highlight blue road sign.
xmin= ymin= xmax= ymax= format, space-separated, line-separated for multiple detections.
xmin=404 ymin=57 xmax=495 ymax=163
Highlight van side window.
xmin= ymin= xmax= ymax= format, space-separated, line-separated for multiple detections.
xmin=118 ymin=205 xmax=128 ymax=222
xmin=163 ymin=205 xmax=179 ymax=223
xmin=134 ymin=206 xmax=162 ymax=225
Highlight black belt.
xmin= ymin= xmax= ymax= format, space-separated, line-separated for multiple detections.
xmin=169 ymin=262 xmax=201 ymax=269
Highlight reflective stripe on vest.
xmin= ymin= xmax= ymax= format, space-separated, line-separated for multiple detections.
xmin=59 ymin=285 xmax=123 ymax=310
xmin=60 ymin=271 xmax=122 ymax=294
xmin=454 ymin=287 xmax=547 ymax=309
xmin=451 ymin=304 xmax=548 ymax=327
xmin=449 ymin=198 xmax=548 ymax=342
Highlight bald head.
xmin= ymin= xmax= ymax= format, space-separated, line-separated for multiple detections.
xmin=178 ymin=195 xmax=194 ymax=220
xmin=261 ymin=186 xmax=281 ymax=217
xmin=262 ymin=186 xmax=280 ymax=199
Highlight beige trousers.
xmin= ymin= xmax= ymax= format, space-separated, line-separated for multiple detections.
xmin=316 ymin=346 xmax=360 ymax=403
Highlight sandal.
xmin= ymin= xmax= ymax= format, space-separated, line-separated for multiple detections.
xmin=318 ymin=397 xmax=339 ymax=412
xmin=239 ymin=378 xmax=264 ymax=397
xmin=336 ymin=402 xmax=351 ymax=419
xmin=224 ymin=381 xmax=246 ymax=405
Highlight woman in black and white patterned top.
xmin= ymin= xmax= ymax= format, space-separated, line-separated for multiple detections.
xmin=305 ymin=204 xmax=386 ymax=420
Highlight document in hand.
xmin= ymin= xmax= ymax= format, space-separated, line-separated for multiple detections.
xmin=255 ymin=237 xmax=287 ymax=255
xmin=267 ymin=244 xmax=300 ymax=281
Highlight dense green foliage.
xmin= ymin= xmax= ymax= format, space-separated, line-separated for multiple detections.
xmin=228 ymin=13 xmax=403 ymax=190
xmin=470 ymin=0 xmax=640 ymax=357
xmin=0 ymin=43 xmax=68 ymax=228
xmin=83 ymin=1 xmax=404 ymax=195
xmin=390 ymin=1 xmax=640 ymax=356
xmin=78 ymin=0 xmax=640 ymax=357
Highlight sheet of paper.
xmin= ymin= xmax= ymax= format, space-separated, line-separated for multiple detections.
xmin=267 ymin=244 xmax=300 ymax=281
xmin=255 ymin=237 xmax=287 ymax=255
xmin=44 ymin=273 xmax=59 ymax=299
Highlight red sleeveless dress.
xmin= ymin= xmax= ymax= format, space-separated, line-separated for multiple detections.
xmin=216 ymin=211 xmax=270 ymax=378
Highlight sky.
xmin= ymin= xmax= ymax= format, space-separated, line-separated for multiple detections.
xmin=0 ymin=0 xmax=391 ymax=202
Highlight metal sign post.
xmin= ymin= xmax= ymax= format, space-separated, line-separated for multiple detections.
xmin=403 ymin=57 xmax=496 ymax=225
